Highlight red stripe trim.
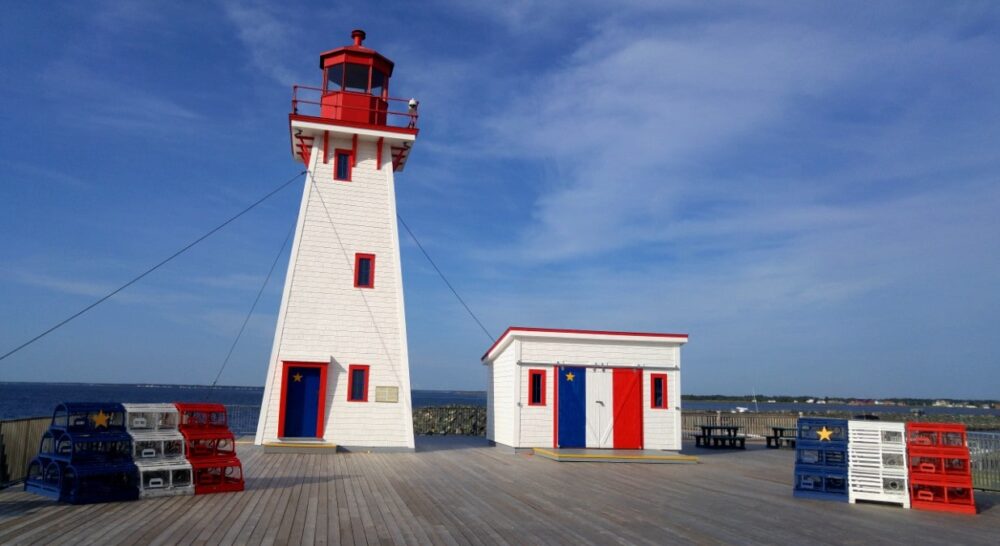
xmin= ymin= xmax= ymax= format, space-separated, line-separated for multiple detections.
xmin=289 ymin=113 xmax=419 ymax=136
xmin=482 ymin=326 xmax=689 ymax=361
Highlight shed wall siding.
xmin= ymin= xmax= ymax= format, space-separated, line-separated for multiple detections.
xmin=518 ymin=365 xmax=555 ymax=448
xmin=256 ymin=137 xmax=414 ymax=448
xmin=642 ymin=369 xmax=681 ymax=450
xmin=520 ymin=339 xmax=678 ymax=368
xmin=488 ymin=345 xmax=516 ymax=447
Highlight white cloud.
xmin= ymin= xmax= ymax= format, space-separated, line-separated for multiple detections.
xmin=220 ymin=0 xmax=301 ymax=86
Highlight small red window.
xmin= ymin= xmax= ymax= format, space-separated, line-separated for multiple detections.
xmin=354 ymin=253 xmax=375 ymax=288
xmin=528 ymin=369 xmax=546 ymax=406
xmin=334 ymin=149 xmax=353 ymax=181
xmin=651 ymin=373 xmax=668 ymax=409
xmin=348 ymin=364 xmax=369 ymax=402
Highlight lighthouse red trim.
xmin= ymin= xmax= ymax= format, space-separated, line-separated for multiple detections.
xmin=354 ymin=253 xmax=375 ymax=288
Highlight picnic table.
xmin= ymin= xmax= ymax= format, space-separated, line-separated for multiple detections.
xmin=694 ymin=425 xmax=746 ymax=449
xmin=766 ymin=426 xmax=797 ymax=449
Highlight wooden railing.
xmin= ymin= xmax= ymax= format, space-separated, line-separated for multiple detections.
xmin=683 ymin=412 xmax=799 ymax=438
xmin=0 ymin=417 xmax=50 ymax=486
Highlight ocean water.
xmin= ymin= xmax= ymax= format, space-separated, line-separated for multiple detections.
xmin=0 ymin=382 xmax=486 ymax=420
xmin=1 ymin=383 xmax=994 ymax=421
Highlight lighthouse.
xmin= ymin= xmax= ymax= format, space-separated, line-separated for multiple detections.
xmin=255 ymin=30 xmax=418 ymax=451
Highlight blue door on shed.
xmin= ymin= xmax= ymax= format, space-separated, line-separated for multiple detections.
xmin=283 ymin=366 xmax=321 ymax=437
xmin=558 ymin=366 xmax=587 ymax=448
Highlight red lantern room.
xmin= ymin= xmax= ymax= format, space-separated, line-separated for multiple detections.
xmin=290 ymin=29 xmax=418 ymax=170
xmin=318 ymin=29 xmax=394 ymax=125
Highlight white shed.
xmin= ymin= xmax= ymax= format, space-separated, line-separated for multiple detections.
xmin=482 ymin=327 xmax=688 ymax=452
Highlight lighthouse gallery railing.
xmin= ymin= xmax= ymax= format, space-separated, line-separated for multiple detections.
xmin=291 ymin=85 xmax=418 ymax=129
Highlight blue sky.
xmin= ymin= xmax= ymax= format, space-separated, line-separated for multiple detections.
xmin=1 ymin=1 xmax=998 ymax=398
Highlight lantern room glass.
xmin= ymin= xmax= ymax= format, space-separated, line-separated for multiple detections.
xmin=325 ymin=64 xmax=344 ymax=92
xmin=370 ymin=69 xmax=386 ymax=97
xmin=344 ymin=63 xmax=368 ymax=93
xmin=325 ymin=63 xmax=388 ymax=98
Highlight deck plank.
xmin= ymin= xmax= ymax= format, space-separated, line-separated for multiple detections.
xmin=0 ymin=437 xmax=997 ymax=545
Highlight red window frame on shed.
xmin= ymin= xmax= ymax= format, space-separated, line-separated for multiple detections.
xmin=347 ymin=364 xmax=370 ymax=402
xmin=354 ymin=253 xmax=375 ymax=288
xmin=650 ymin=373 xmax=669 ymax=409
xmin=528 ymin=369 xmax=546 ymax=406
xmin=334 ymin=148 xmax=353 ymax=181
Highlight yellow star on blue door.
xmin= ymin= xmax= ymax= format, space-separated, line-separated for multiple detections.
xmin=565 ymin=372 xmax=575 ymax=382
xmin=292 ymin=373 xmax=303 ymax=382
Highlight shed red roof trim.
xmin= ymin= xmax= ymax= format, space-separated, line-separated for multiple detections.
xmin=481 ymin=326 xmax=689 ymax=361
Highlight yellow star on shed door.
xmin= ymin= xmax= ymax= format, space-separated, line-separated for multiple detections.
xmin=292 ymin=373 xmax=303 ymax=382
xmin=816 ymin=426 xmax=834 ymax=441
xmin=91 ymin=410 xmax=110 ymax=428
xmin=565 ymin=372 xmax=575 ymax=382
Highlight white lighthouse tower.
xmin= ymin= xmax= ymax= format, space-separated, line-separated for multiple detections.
xmin=255 ymin=30 xmax=418 ymax=451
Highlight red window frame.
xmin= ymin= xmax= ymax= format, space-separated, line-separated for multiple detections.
xmin=528 ymin=369 xmax=546 ymax=406
xmin=650 ymin=373 xmax=668 ymax=409
xmin=354 ymin=253 xmax=375 ymax=288
xmin=334 ymin=148 xmax=353 ymax=181
xmin=277 ymin=361 xmax=329 ymax=438
xmin=347 ymin=364 xmax=370 ymax=402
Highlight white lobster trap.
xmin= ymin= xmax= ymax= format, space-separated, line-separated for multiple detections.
xmin=131 ymin=430 xmax=186 ymax=461
xmin=135 ymin=459 xmax=194 ymax=498
xmin=123 ymin=403 xmax=180 ymax=432
xmin=848 ymin=421 xmax=910 ymax=508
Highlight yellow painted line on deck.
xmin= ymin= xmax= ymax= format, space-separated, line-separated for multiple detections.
xmin=533 ymin=448 xmax=699 ymax=462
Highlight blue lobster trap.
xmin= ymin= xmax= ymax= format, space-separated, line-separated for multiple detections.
xmin=25 ymin=458 xmax=139 ymax=504
xmin=23 ymin=402 xmax=140 ymax=504
xmin=793 ymin=418 xmax=849 ymax=502
xmin=797 ymin=418 xmax=848 ymax=444
xmin=793 ymin=464 xmax=849 ymax=501
xmin=50 ymin=402 xmax=127 ymax=433
xmin=795 ymin=440 xmax=848 ymax=469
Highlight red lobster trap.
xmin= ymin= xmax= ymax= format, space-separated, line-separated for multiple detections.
xmin=175 ymin=403 xmax=245 ymax=494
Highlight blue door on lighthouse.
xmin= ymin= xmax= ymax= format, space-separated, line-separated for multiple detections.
xmin=283 ymin=366 xmax=321 ymax=437
xmin=557 ymin=366 xmax=587 ymax=448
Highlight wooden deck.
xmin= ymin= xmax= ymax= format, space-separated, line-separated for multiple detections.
xmin=0 ymin=437 xmax=997 ymax=545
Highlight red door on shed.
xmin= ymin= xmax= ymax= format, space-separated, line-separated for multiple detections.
xmin=613 ymin=368 xmax=643 ymax=449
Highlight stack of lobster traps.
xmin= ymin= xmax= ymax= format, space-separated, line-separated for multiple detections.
xmin=792 ymin=418 xmax=849 ymax=502
xmin=792 ymin=418 xmax=979 ymax=515
xmin=176 ymin=403 xmax=245 ymax=494
xmin=906 ymin=423 xmax=977 ymax=514
xmin=24 ymin=403 xmax=139 ymax=504
xmin=847 ymin=421 xmax=909 ymax=508
xmin=124 ymin=403 xmax=193 ymax=498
